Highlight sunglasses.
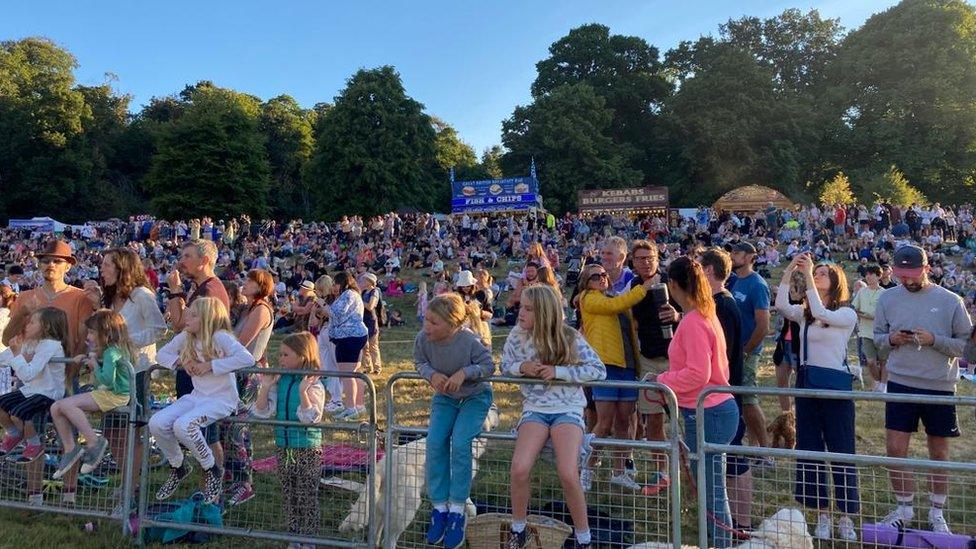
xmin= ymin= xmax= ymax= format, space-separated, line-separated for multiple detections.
xmin=588 ymin=272 xmax=609 ymax=282
xmin=39 ymin=258 xmax=68 ymax=265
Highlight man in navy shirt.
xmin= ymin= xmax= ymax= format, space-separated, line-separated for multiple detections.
xmin=726 ymin=242 xmax=771 ymax=460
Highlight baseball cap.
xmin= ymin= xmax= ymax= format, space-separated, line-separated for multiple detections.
xmin=892 ymin=245 xmax=927 ymax=278
xmin=731 ymin=242 xmax=757 ymax=255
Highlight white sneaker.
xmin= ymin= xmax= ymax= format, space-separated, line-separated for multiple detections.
xmin=325 ymin=401 xmax=344 ymax=413
xmin=929 ymin=510 xmax=951 ymax=534
xmin=579 ymin=468 xmax=593 ymax=492
xmin=882 ymin=508 xmax=913 ymax=528
xmin=814 ymin=513 xmax=831 ymax=540
xmin=838 ymin=516 xmax=857 ymax=542
xmin=875 ymin=382 xmax=887 ymax=393
xmin=609 ymin=472 xmax=642 ymax=491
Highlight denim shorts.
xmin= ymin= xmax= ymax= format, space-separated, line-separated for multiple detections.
xmin=591 ymin=364 xmax=638 ymax=402
xmin=518 ymin=410 xmax=585 ymax=432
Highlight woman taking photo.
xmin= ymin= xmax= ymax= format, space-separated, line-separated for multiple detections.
xmin=576 ymin=263 xmax=655 ymax=492
xmin=655 ymin=256 xmax=739 ymax=548
xmin=775 ymin=253 xmax=859 ymax=542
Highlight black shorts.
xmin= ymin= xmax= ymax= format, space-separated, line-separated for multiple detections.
xmin=885 ymin=381 xmax=960 ymax=438
xmin=332 ymin=335 xmax=368 ymax=363
xmin=0 ymin=391 xmax=55 ymax=422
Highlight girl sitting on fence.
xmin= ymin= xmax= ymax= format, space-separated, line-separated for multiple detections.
xmin=414 ymin=293 xmax=496 ymax=549
xmin=502 ymin=285 xmax=606 ymax=549
xmin=252 ymin=332 xmax=326 ymax=548
xmin=0 ymin=307 xmax=69 ymax=467
xmin=51 ymin=309 xmax=135 ymax=480
xmin=151 ymin=297 xmax=254 ymax=504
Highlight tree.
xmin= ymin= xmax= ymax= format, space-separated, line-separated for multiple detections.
xmin=259 ymin=95 xmax=314 ymax=219
xmin=501 ymin=83 xmax=642 ymax=213
xmin=480 ymin=145 xmax=504 ymax=179
xmin=862 ymin=166 xmax=928 ymax=206
xmin=661 ymin=41 xmax=818 ymax=203
xmin=719 ymin=9 xmax=845 ymax=94
xmin=0 ymin=38 xmax=88 ymax=220
xmin=819 ymin=171 xmax=854 ymax=205
xmin=304 ymin=66 xmax=442 ymax=218
xmin=830 ymin=0 xmax=976 ymax=202
xmin=144 ymin=83 xmax=270 ymax=219
xmin=531 ymin=24 xmax=671 ymax=183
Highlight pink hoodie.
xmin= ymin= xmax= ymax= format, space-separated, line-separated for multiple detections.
xmin=657 ymin=309 xmax=734 ymax=409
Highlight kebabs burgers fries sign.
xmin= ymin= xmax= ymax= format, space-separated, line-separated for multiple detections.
xmin=578 ymin=186 xmax=669 ymax=215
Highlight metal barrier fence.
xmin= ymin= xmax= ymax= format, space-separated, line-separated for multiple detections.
xmin=382 ymin=371 xmax=683 ymax=549
xmin=696 ymin=386 xmax=976 ymax=548
xmin=135 ymin=366 xmax=378 ymax=548
xmin=0 ymin=356 xmax=139 ymax=534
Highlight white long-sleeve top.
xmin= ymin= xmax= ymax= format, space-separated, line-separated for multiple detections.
xmin=249 ymin=379 xmax=325 ymax=424
xmin=501 ymin=326 xmax=606 ymax=414
xmin=118 ymin=287 xmax=167 ymax=372
xmin=775 ymin=283 xmax=858 ymax=375
xmin=0 ymin=339 xmax=66 ymax=400
xmin=156 ymin=330 xmax=253 ymax=405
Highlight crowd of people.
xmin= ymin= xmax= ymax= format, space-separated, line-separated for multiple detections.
xmin=0 ymin=199 xmax=973 ymax=548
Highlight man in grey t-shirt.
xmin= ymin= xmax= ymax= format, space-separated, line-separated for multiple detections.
xmin=874 ymin=245 xmax=972 ymax=534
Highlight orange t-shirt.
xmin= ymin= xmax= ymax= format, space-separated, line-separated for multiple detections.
xmin=4 ymin=286 xmax=95 ymax=356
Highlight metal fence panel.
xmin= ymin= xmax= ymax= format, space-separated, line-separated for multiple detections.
xmin=695 ymin=386 xmax=976 ymax=548
xmin=0 ymin=357 xmax=138 ymax=533
xmin=382 ymin=372 xmax=683 ymax=549
xmin=135 ymin=367 xmax=378 ymax=548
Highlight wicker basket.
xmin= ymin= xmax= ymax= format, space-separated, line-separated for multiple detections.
xmin=466 ymin=513 xmax=573 ymax=549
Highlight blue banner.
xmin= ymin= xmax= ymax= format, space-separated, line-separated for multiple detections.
xmin=451 ymin=177 xmax=542 ymax=214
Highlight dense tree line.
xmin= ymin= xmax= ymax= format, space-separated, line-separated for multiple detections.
xmin=1 ymin=0 xmax=975 ymax=221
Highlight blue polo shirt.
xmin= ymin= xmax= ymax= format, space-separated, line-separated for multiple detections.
xmin=726 ymin=271 xmax=770 ymax=355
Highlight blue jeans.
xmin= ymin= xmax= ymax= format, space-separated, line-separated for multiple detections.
xmin=682 ymin=398 xmax=739 ymax=548
xmin=426 ymin=389 xmax=493 ymax=506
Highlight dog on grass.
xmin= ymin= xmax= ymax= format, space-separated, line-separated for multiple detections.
xmin=339 ymin=404 xmax=499 ymax=546
xmin=767 ymin=410 xmax=796 ymax=450
xmin=628 ymin=508 xmax=812 ymax=549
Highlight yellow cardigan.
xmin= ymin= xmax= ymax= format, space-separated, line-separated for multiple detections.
xmin=578 ymin=285 xmax=646 ymax=369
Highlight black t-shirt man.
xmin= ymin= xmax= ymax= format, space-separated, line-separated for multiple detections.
xmin=714 ymin=289 xmax=744 ymax=386
xmin=631 ymin=271 xmax=679 ymax=359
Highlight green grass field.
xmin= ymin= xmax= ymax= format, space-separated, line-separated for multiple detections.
xmin=0 ymin=262 xmax=974 ymax=547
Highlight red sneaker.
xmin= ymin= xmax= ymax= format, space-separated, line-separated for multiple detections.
xmin=0 ymin=434 xmax=23 ymax=455
xmin=19 ymin=443 xmax=44 ymax=462
xmin=640 ymin=472 xmax=671 ymax=496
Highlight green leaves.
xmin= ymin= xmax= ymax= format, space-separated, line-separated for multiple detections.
xmin=304 ymin=66 xmax=443 ymax=218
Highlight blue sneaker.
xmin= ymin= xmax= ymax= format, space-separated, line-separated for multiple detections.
xmin=444 ymin=512 xmax=466 ymax=549
xmin=426 ymin=508 xmax=448 ymax=544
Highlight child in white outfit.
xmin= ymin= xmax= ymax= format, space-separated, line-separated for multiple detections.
xmin=150 ymin=297 xmax=253 ymax=503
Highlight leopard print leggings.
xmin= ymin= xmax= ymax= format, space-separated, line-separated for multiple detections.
xmin=275 ymin=446 xmax=322 ymax=536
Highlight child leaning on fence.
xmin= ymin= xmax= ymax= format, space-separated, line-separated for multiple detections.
xmin=252 ymin=332 xmax=326 ymax=547
xmin=501 ymin=285 xmax=606 ymax=549
xmin=51 ymin=309 xmax=135 ymax=481
xmin=151 ymin=297 xmax=254 ymax=504
xmin=414 ymin=292 xmax=496 ymax=549
xmin=0 ymin=307 xmax=69 ymax=473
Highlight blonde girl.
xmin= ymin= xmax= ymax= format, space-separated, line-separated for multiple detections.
xmin=51 ymin=309 xmax=136 ymax=479
xmin=151 ymin=297 xmax=253 ymax=503
xmin=465 ymin=301 xmax=491 ymax=348
xmin=415 ymin=293 xmax=495 ymax=549
xmin=0 ymin=307 xmax=69 ymax=464
xmin=502 ymin=285 xmax=606 ymax=548
xmin=253 ymin=332 xmax=325 ymax=545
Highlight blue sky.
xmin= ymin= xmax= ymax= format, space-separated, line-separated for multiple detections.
xmin=4 ymin=1 xmax=893 ymax=153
